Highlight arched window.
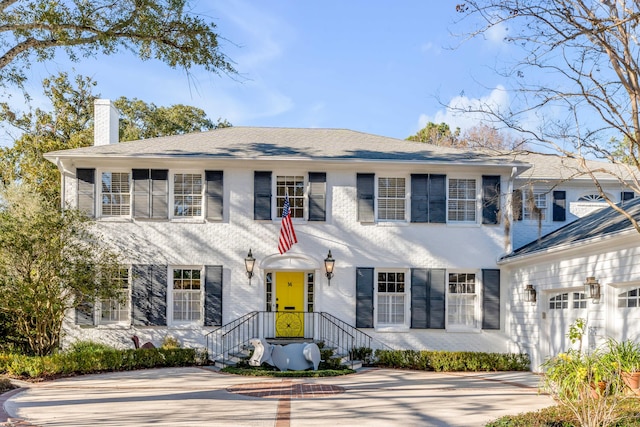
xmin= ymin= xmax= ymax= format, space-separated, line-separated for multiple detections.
xmin=549 ymin=293 xmax=569 ymax=310
xmin=578 ymin=194 xmax=605 ymax=202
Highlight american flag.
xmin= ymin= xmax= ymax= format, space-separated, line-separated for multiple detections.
xmin=278 ymin=193 xmax=298 ymax=254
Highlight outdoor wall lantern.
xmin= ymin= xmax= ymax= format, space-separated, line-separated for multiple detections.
xmin=584 ymin=276 xmax=601 ymax=302
xmin=524 ymin=284 xmax=537 ymax=304
xmin=244 ymin=249 xmax=256 ymax=284
xmin=324 ymin=250 xmax=335 ymax=285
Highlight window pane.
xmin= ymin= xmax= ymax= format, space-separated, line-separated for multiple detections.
xmin=174 ymin=173 xmax=203 ymax=217
xmin=447 ymin=273 xmax=477 ymax=327
xmin=377 ymin=177 xmax=406 ymax=221
xmin=101 ymin=172 xmax=131 ymax=216
xmin=277 ymin=176 xmax=305 ymax=219
xmin=376 ymin=271 xmax=406 ymax=324
xmin=448 ymin=179 xmax=476 ymax=222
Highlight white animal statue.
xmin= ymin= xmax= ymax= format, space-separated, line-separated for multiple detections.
xmin=248 ymin=338 xmax=321 ymax=371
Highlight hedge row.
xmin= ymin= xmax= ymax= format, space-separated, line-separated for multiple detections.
xmin=0 ymin=348 xmax=206 ymax=379
xmin=374 ymin=349 xmax=530 ymax=372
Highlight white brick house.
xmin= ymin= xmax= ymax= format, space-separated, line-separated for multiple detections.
xmin=44 ymin=100 xmax=639 ymax=369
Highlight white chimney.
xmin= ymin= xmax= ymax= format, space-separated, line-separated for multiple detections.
xmin=93 ymin=99 xmax=120 ymax=146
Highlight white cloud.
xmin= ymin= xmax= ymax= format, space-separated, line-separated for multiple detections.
xmin=417 ymin=86 xmax=510 ymax=132
xmin=485 ymin=21 xmax=509 ymax=45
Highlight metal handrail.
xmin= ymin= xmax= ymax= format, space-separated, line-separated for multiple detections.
xmin=204 ymin=311 xmax=392 ymax=364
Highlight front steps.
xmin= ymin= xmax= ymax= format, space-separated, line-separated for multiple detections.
xmin=213 ymin=338 xmax=363 ymax=370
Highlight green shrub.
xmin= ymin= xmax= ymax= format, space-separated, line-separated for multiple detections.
xmin=161 ymin=336 xmax=181 ymax=349
xmin=0 ymin=347 xmax=202 ymax=380
xmin=374 ymin=350 xmax=530 ymax=372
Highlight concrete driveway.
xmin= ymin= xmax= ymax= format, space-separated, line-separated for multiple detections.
xmin=1 ymin=367 xmax=555 ymax=427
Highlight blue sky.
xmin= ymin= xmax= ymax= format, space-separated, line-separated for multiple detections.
xmin=5 ymin=1 xmax=515 ymax=144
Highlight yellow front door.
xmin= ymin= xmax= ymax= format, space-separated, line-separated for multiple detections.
xmin=275 ymin=272 xmax=305 ymax=337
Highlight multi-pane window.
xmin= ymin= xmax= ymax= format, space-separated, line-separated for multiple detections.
xmin=266 ymin=273 xmax=273 ymax=312
xmin=523 ymin=191 xmax=547 ymax=220
xmin=172 ymin=268 xmax=202 ymax=322
xmin=377 ymin=272 xmax=405 ymax=325
xmin=447 ymin=273 xmax=477 ymax=328
xmin=307 ymin=273 xmax=315 ymax=312
xmin=618 ymin=288 xmax=640 ymax=308
xmin=448 ymin=179 xmax=476 ymax=222
xmin=573 ymin=292 xmax=588 ymax=309
xmin=99 ymin=269 xmax=130 ymax=324
xmin=549 ymin=293 xmax=569 ymax=310
xmin=277 ymin=176 xmax=304 ymax=218
xmin=101 ymin=172 xmax=130 ymax=216
xmin=377 ymin=177 xmax=406 ymax=221
xmin=174 ymin=173 xmax=203 ymax=217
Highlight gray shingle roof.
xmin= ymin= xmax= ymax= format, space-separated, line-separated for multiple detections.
xmin=44 ymin=126 xmax=526 ymax=166
xmin=500 ymin=197 xmax=640 ymax=261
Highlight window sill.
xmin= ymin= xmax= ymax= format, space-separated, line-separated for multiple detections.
xmin=98 ymin=217 xmax=133 ymax=223
xmin=170 ymin=218 xmax=206 ymax=224
xmin=96 ymin=322 xmax=131 ymax=328
xmin=168 ymin=322 xmax=202 ymax=329
xmin=375 ymin=325 xmax=410 ymax=333
xmin=375 ymin=221 xmax=409 ymax=227
xmin=445 ymin=326 xmax=482 ymax=333
xmin=446 ymin=222 xmax=480 ymax=228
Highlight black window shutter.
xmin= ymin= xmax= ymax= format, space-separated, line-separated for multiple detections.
xmin=204 ymin=265 xmax=223 ymax=326
xmin=132 ymin=169 xmax=150 ymax=218
xmin=205 ymin=171 xmax=224 ymax=221
xmin=356 ymin=268 xmax=374 ymax=328
xmin=427 ymin=269 xmax=446 ymax=329
xmin=150 ymin=170 xmax=169 ymax=219
xmin=482 ymin=176 xmax=501 ymax=225
xmin=308 ymin=172 xmax=327 ymax=221
xmin=512 ymin=189 xmax=523 ymax=221
xmin=410 ymin=174 xmax=429 ymax=223
xmin=552 ymin=191 xmax=566 ymax=222
xmin=132 ymin=264 xmax=167 ymax=326
xmin=77 ymin=168 xmax=96 ymax=217
xmin=482 ymin=269 xmax=500 ymax=330
xmin=428 ymin=175 xmax=446 ymax=223
xmin=357 ymin=174 xmax=375 ymax=222
xmin=75 ymin=301 xmax=94 ymax=326
xmin=254 ymin=171 xmax=272 ymax=220
xmin=622 ymin=191 xmax=635 ymax=202
xmin=410 ymin=268 xmax=428 ymax=328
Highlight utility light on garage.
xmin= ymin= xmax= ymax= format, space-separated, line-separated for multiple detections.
xmin=524 ymin=284 xmax=537 ymax=305
xmin=584 ymin=277 xmax=601 ymax=302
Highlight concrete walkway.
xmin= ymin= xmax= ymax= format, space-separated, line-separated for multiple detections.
xmin=1 ymin=367 xmax=555 ymax=427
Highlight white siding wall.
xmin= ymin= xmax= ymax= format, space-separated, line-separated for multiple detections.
xmin=503 ymin=234 xmax=640 ymax=371
xmin=63 ymin=165 xmax=513 ymax=354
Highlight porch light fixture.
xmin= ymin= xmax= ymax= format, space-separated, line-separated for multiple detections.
xmin=324 ymin=250 xmax=335 ymax=285
xmin=584 ymin=276 xmax=601 ymax=302
xmin=244 ymin=249 xmax=256 ymax=284
xmin=524 ymin=284 xmax=537 ymax=304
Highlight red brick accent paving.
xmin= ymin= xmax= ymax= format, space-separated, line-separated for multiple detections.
xmin=227 ymin=380 xmax=345 ymax=399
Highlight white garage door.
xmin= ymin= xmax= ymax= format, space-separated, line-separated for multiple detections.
xmin=546 ymin=291 xmax=588 ymax=358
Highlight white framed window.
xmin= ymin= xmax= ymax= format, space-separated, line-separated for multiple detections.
xmin=448 ymin=178 xmax=477 ymax=222
xmin=171 ymin=267 xmax=202 ymax=323
xmin=276 ymin=175 xmax=305 ymax=219
xmin=573 ymin=292 xmax=588 ymax=309
xmin=578 ymin=194 xmax=605 ymax=202
xmin=377 ymin=177 xmax=406 ymax=221
xmin=376 ymin=271 xmax=407 ymax=326
xmin=98 ymin=268 xmax=130 ymax=324
xmin=173 ymin=173 xmax=203 ymax=217
xmin=523 ymin=190 xmax=547 ymax=221
xmin=549 ymin=293 xmax=569 ymax=310
xmin=618 ymin=288 xmax=640 ymax=308
xmin=447 ymin=272 xmax=478 ymax=329
xmin=101 ymin=172 xmax=131 ymax=217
